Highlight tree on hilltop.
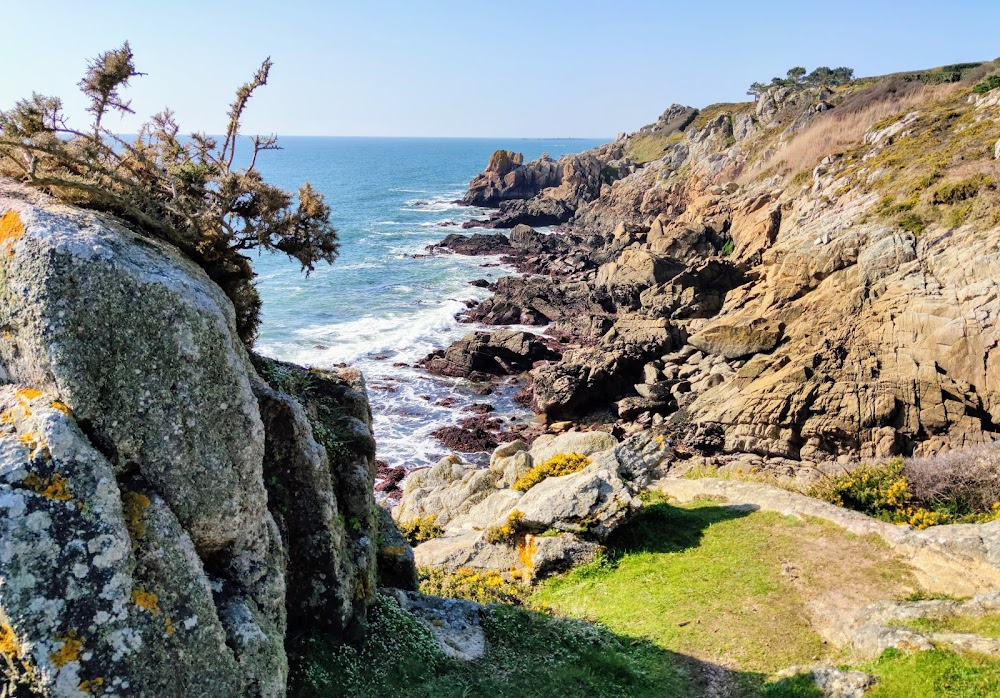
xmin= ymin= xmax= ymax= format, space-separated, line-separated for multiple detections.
xmin=748 ymin=65 xmax=855 ymax=99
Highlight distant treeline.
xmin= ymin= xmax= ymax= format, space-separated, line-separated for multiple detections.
xmin=748 ymin=66 xmax=855 ymax=98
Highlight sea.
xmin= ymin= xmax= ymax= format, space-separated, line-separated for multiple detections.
xmin=251 ymin=137 xmax=607 ymax=470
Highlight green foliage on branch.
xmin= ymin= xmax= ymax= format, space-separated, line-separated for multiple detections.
xmin=0 ymin=43 xmax=338 ymax=344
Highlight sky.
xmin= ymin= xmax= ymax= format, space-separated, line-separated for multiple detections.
xmin=2 ymin=1 xmax=999 ymax=138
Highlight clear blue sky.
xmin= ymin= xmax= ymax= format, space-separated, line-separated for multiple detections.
xmin=3 ymin=0 xmax=999 ymax=138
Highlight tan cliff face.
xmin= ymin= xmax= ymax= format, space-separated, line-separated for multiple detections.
xmin=467 ymin=74 xmax=1000 ymax=464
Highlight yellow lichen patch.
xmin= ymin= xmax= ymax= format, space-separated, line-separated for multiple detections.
xmin=132 ymin=589 xmax=160 ymax=616
xmin=50 ymin=401 xmax=72 ymax=415
xmin=16 ymin=388 xmax=43 ymax=402
xmin=0 ymin=620 xmax=23 ymax=660
xmin=79 ymin=677 xmax=105 ymax=694
xmin=121 ymin=491 xmax=151 ymax=542
xmin=22 ymin=472 xmax=72 ymax=501
xmin=49 ymin=631 xmax=83 ymax=668
xmin=0 ymin=408 xmax=15 ymax=425
xmin=0 ymin=209 xmax=25 ymax=248
xmin=164 ymin=617 xmax=175 ymax=637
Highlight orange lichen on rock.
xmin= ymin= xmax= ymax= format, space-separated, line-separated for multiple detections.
xmin=50 ymin=400 xmax=72 ymax=415
xmin=49 ymin=631 xmax=83 ymax=668
xmin=0 ymin=210 xmax=25 ymax=253
xmin=0 ymin=621 xmax=23 ymax=660
xmin=132 ymin=589 xmax=161 ymax=616
xmin=22 ymin=472 xmax=72 ymax=501
xmin=164 ymin=617 xmax=175 ymax=637
xmin=16 ymin=388 xmax=43 ymax=401
xmin=517 ymin=534 xmax=539 ymax=568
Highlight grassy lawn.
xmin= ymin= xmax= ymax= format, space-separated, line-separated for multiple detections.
xmin=865 ymin=649 xmax=1000 ymax=697
xmin=290 ymin=496 xmax=1000 ymax=696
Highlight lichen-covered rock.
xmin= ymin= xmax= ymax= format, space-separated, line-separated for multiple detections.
xmin=251 ymin=357 xmax=377 ymax=639
xmin=0 ymin=183 xmax=267 ymax=557
xmin=375 ymin=507 xmax=419 ymax=591
xmin=0 ymin=181 xmax=384 ymax=695
xmin=408 ymin=433 xmax=668 ymax=579
xmin=0 ymin=385 xmax=252 ymax=697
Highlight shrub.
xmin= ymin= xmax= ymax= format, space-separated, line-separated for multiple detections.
xmin=904 ymin=444 xmax=1000 ymax=516
xmin=513 ymin=452 xmax=591 ymax=492
xmin=418 ymin=566 xmax=527 ymax=605
xmin=810 ymin=452 xmax=1000 ymax=528
xmin=485 ymin=510 xmax=527 ymax=545
xmin=897 ymin=212 xmax=927 ymax=235
xmin=973 ymin=75 xmax=1000 ymax=95
xmin=932 ymin=173 xmax=995 ymax=204
xmin=0 ymin=43 xmax=338 ymax=344
xmin=398 ymin=515 xmax=443 ymax=545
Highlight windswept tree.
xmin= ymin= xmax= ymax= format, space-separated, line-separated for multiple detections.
xmin=751 ymin=65 xmax=855 ymax=96
xmin=0 ymin=43 xmax=338 ymax=344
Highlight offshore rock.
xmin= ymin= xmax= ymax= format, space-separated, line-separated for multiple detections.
xmin=462 ymin=150 xmax=561 ymax=207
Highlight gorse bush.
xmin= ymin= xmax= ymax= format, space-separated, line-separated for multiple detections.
xmin=484 ymin=509 xmax=527 ymax=545
xmin=398 ymin=515 xmax=444 ymax=545
xmin=512 ymin=452 xmax=591 ymax=492
xmin=419 ymin=567 xmax=527 ymax=606
xmin=0 ymin=43 xmax=338 ymax=344
xmin=932 ymin=174 xmax=996 ymax=204
xmin=973 ymin=74 xmax=1000 ymax=95
xmin=811 ymin=452 xmax=1000 ymax=528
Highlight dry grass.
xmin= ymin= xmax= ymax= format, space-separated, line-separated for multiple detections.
xmin=758 ymin=81 xmax=961 ymax=176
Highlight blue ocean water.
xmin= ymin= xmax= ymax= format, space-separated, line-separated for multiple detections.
xmin=250 ymin=137 xmax=607 ymax=469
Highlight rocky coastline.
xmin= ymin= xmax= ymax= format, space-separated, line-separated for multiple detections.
xmin=420 ymin=85 xmax=1000 ymax=472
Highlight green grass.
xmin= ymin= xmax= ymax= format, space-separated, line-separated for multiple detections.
xmin=289 ymin=594 xmax=697 ymax=697
xmin=624 ymin=132 xmax=684 ymax=164
xmin=865 ymin=649 xmax=1000 ymax=697
xmin=533 ymin=498 xmax=827 ymax=677
xmin=891 ymin=614 xmax=1000 ymax=639
xmin=290 ymin=497 xmax=1000 ymax=696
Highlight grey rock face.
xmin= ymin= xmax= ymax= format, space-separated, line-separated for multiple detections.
xmin=0 ymin=185 xmax=265 ymax=557
xmin=0 ymin=182 xmax=382 ymax=695
xmin=0 ymin=385 xmax=253 ymax=697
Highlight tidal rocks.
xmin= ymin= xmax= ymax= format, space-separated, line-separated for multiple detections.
xmin=418 ymin=329 xmax=558 ymax=381
xmin=431 ymin=232 xmax=511 ymax=256
xmin=431 ymin=425 xmax=501 ymax=454
xmin=532 ymin=316 xmax=680 ymax=420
